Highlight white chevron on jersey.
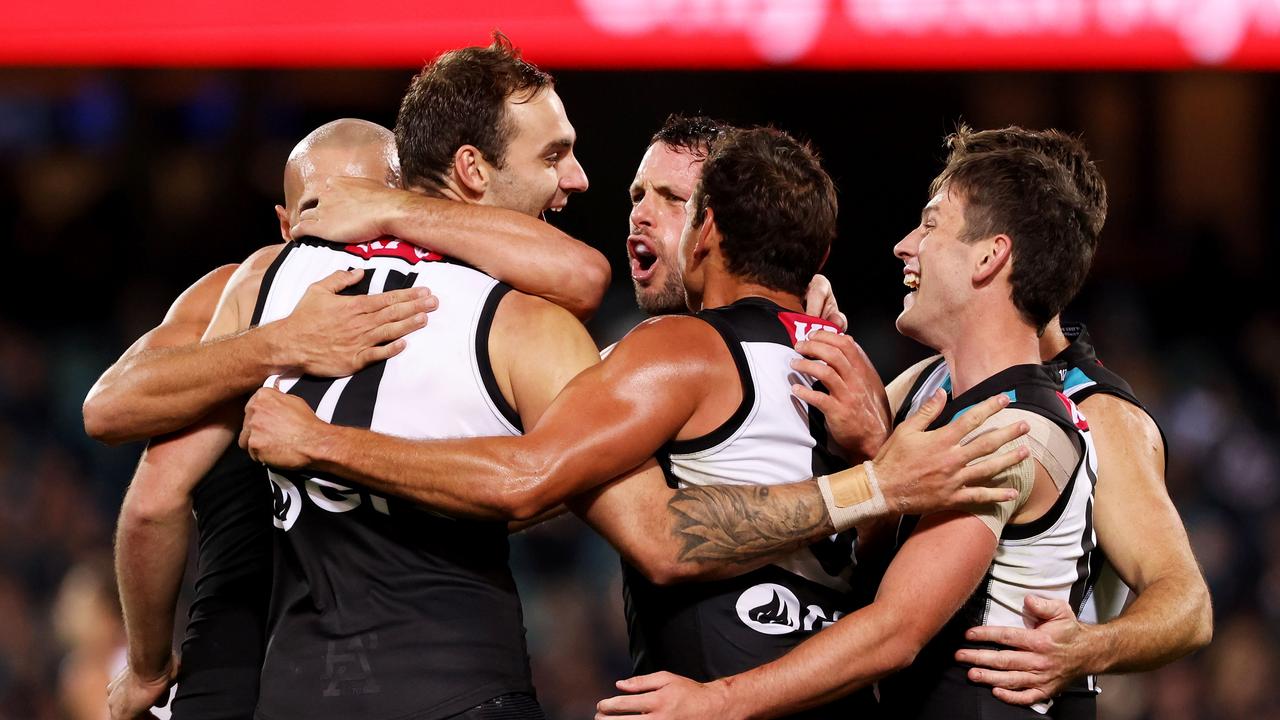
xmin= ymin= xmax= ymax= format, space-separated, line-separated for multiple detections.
xmin=257 ymin=240 xmax=520 ymax=446
xmin=665 ymin=330 xmax=852 ymax=593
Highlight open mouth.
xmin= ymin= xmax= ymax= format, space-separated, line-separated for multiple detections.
xmin=903 ymin=270 xmax=919 ymax=292
xmin=629 ymin=236 xmax=659 ymax=281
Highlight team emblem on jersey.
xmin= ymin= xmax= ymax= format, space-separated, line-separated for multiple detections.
xmin=736 ymin=583 xmax=802 ymax=635
xmin=269 ymin=471 xmax=302 ymax=531
xmin=776 ymin=311 xmax=840 ymax=345
xmin=343 ymin=238 xmax=443 ymax=264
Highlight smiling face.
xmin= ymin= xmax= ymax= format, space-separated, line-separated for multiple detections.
xmin=627 ymin=141 xmax=704 ymax=315
xmin=893 ymin=184 xmax=981 ymax=350
xmin=482 ymin=87 xmax=588 ymax=218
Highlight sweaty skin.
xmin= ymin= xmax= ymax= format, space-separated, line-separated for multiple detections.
xmin=592 ymin=172 xmax=1076 ymax=720
xmin=241 ymin=202 xmax=1029 ymax=586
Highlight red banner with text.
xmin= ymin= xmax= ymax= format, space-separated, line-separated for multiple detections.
xmin=7 ymin=0 xmax=1280 ymax=69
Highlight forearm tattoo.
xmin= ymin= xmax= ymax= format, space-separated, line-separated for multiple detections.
xmin=667 ymin=483 xmax=834 ymax=566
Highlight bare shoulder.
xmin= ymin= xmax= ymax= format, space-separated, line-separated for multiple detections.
xmin=491 ymin=289 xmax=598 ymax=367
xmin=1078 ymin=393 xmax=1164 ymax=456
xmin=615 ymin=314 xmax=725 ymax=358
xmin=162 ymin=264 xmax=240 ymax=327
xmin=492 ymin=288 xmax=590 ymax=340
xmin=223 ymin=243 xmax=286 ymax=307
xmin=887 ymin=353 xmax=944 ymax=417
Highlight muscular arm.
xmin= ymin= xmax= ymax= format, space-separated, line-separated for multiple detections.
xmin=570 ymin=462 xmax=834 ymax=585
xmin=109 ymin=269 xmax=251 ymax=716
xmin=115 ymin=416 xmax=237 ymax=678
xmin=572 ymin=391 xmax=1029 ymax=586
xmin=722 ymin=513 xmax=997 ymax=718
xmin=596 ymin=511 xmax=1000 ymax=719
xmin=83 ymin=264 xmax=242 ymax=443
xmin=291 ymin=178 xmax=611 ymax=319
xmin=85 ymin=245 xmax=435 ymax=445
xmin=273 ymin=315 xmax=718 ymax=521
xmin=961 ymin=396 xmax=1212 ymax=701
xmin=1073 ymin=396 xmax=1212 ymax=670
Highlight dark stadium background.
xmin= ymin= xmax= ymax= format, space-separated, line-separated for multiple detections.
xmin=1 ymin=64 xmax=1277 ymax=718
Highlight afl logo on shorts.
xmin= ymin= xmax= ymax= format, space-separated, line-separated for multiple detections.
xmin=736 ymin=583 xmax=802 ymax=635
xmin=269 ymin=471 xmax=302 ymax=532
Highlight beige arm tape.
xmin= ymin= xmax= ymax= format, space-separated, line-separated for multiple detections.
xmin=963 ymin=408 xmax=1079 ymax=536
xmin=817 ymin=461 xmax=888 ymax=533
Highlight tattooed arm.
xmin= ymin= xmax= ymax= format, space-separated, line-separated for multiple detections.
xmin=570 ymin=461 xmax=834 ymax=584
xmin=571 ymin=392 xmax=1027 ymax=585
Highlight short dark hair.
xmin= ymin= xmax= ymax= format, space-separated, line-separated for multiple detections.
xmin=691 ymin=127 xmax=837 ymax=298
xmin=944 ymin=124 xmax=1107 ymax=242
xmin=396 ymin=32 xmax=553 ymax=191
xmin=650 ymin=114 xmax=732 ymax=158
xmin=933 ymin=147 xmax=1094 ymax=332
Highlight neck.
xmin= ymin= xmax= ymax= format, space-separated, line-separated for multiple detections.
xmin=409 ymin=181 xmax=467 ymax=204
xmin=938 ymin=300 xmax=1040 ymax=397
xmin=698 ymin=269 xmax=803 ymax=313
xmin=1038 ymin=316 xmax=1070 ymax=361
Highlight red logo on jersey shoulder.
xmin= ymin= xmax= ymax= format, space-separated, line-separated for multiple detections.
xmin=1056 ymin=391 xmax=1090 ymax=431
xmin=777 ymin=311 xmax=841 ymax=346
xmin=342 ymin=237 xmax=444 ymax=264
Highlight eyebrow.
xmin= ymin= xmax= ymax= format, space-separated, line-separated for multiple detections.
xmin=540 ymin=138 xmax=573 ymax=156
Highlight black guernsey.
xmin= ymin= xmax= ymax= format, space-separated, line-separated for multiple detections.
xmin=624 ymin=297 xmax=876 ymax=719
xmin=170 ymin=445 xmax=272 ymax=720
xmin=881 ymin=363 xmax=1094 ymax=720
xmin=252 ymin=239 xmax=534 ymax=720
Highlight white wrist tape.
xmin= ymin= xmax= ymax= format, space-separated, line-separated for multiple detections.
xmin=817 ymin=461 xmax=888 ymax=533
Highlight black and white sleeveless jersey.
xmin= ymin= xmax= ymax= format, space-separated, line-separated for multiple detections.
xmin=911 ymin=322 xmax=1164 ymax=701
xmin=171 ymin=444 xmax=271 ymax=720
xmin=880 ymin=363 xmax=1098 ymax=719
xmin=624 ymin=297 xmax=876 ymax=718
xmin=251 ymin=238 xmax=532 ymax=720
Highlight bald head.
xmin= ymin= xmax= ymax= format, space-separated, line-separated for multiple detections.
xmin=278 ymin=119 xmax=400 ymax=235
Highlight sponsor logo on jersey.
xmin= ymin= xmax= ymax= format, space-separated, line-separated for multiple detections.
xmin=342 ymin=238 xmax=443 ymax=264
xmin=737 ymin=583 xmax=802 ymax=634
xmin=776 ymin=311 xmax=840 ymax=345
xmin=269 ymin=471 xmax=302 ymax=531
xmin=1056 ymin=391 xmax=1090 ymax=431
xmin=735 ymin=582 xmax=846 ymax=635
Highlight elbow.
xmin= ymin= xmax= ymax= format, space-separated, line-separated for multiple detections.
xmin=630 ymin=555 xmax=697 ymax=587
xmin=1191 ymin=586 xmax=1215 ymax=651
xmin=493 ymin=457 xmax=559 ymax=522
xmin=500 ymin=489 xmax=548 ymax=523
xmin=566 ymin=251 xmax=611 ymax=321
xmin=119 ymin=486 xmax=190 ymax=529
xmin=83 ymin=392 xmax=129 ymax=445
xmin=880 ymin=635 xmax=922 ymax=676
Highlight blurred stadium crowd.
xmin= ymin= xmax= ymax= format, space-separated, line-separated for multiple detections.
xmin=0 ymin=67 xmax=1277 ymax=719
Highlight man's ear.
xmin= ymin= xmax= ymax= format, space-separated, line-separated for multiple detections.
xmin=973 ymin=233 xmax=1013 ymax=285
xmin=693 ymin=207 xmax=718 ymax=264
xmin=275 ymin=205 xmax=291 ymax=242
xmin=452 ymin=145 xmax=490 ymax=198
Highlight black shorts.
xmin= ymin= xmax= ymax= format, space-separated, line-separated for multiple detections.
xmin=444 ymin=693 xmax=547 ymax=720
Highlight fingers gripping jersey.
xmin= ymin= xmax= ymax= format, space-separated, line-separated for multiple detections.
xmin=912 ymin=323 xmax=1165 ymax=703
xmin=882 ymin=363 xmax=1098 ymax=719
xmin=252 ymin=238 xmax=532 ymax=720
xmin=624 ymin=297 xmax=876 ymax=719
